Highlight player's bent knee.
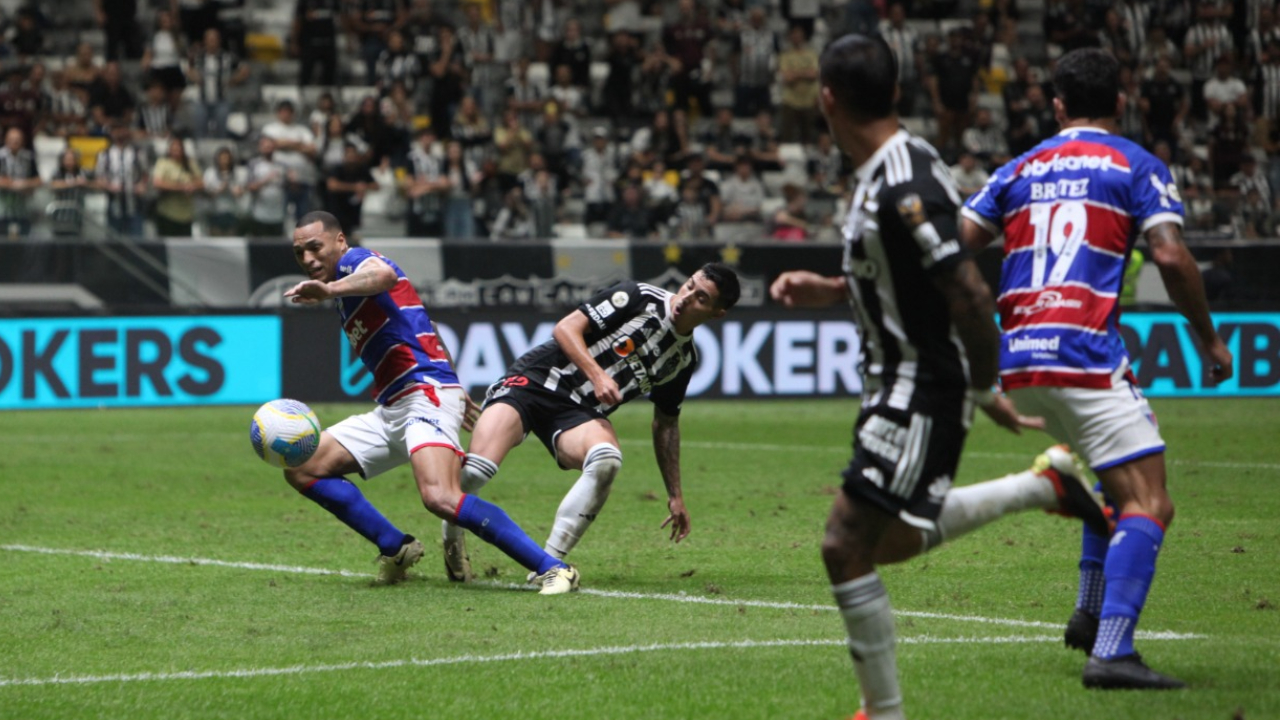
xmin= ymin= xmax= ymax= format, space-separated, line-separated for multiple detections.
xmin=585 ymin=442 xmax=623 ymax=486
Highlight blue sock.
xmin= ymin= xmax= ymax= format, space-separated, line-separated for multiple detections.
xmin=302 ymin=478 xmax=408 ymax=557
xmin=455 ymin=494 xmax=564 ymax=575
xmin=1094 ymin=514 xmax=1165 ymax=660
xmin=1076 ymin=484 xmax=1113 ymax=616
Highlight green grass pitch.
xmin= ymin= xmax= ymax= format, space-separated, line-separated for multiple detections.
xmin=1 ymin=398 xmax=1277 ymax=720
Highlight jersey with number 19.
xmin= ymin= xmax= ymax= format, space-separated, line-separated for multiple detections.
xmin=961 ymin=127 xmax=1184 ymax=390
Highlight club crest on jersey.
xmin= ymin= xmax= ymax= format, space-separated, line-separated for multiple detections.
xmin=895 ymin=193 xmax=927 ymax=228
xmin=613 ymin=337 xmax=637 ymax=357
xmin=611 ymin=291 xmax=629 ymax=307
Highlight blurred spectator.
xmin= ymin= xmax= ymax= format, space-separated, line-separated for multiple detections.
xmin=440 ymin=139 xmax=478 ymax=239
xmin=1097 ymin=8 xmax=1133 ymax=67
xmin=143 ymin=10 xmax=186 ymax=104
xmin=636 ymin=42 xmax=679 ymax=116
xmin=491 ymin=186 xmax=534 ymax=238
xmin=631 ymin=108 xmax=688 ymax=170
xmin=494 ymin=0 xmax=530 ymax=62
xmin=308 ymin=91 xmax=338 ymax=137
xmin=1229 ymin=155 xmax=1271 ymax=204
xmin=506 ymin=56 xmax=547 ymax=126
xmin=318 ymin=113 xmax=365 ymax=183
xmin=533 ymin=0 xmax=571 ymax=64
xmin=0 ymin=127 xmax=38 ymax=238
xmin=535 ymin=101 xmax=577 ymax=186
xmin=668 ymin=180 xmax=709 ymax=240
xmin=379 ymin=82 xmax=415 ymax=164
xmin=1137 ymin=25 xmax=1181 ymax=74
xmin=426 ymin=24 xmax=466 ymax=139
xmin=403 ymin=126 xmax=444 ymax=237
xmin=452 ymin=95 xmax=493 ymax=166
xmin=348 ymin=0 xmax=405 ymax=86
xmin=1116 ymin=0 xmax=1149 ymax=56
xmin=950 ymin=150 xmax=990 ymax=200
xmin=472 ymin=156 xmax=505 ymax=235
xmin=1140 ymin=58 xmax=1187 ymax=153
xmin=136 ymin=81 xmax=174 ymax=141
xmin=1169 ymin=149 xmax=1215 ymax=199
xmin=95 ymin=122 xmax=149 ymax=237
xmin=678 ymin=154 xmax=721 ymax=228
xmin=663 ymin=0 xmax=712 ymax=115
xmin=716 ymin=0 xmax=748 ymax=38
xmin=494 ymin=107 xmax=534 ymax=190
xmin=807 ymin=130 xmax=845 ymax=198
xmin=1204 ymin=56 xmax=1249 ymax=129
xmin=1119 ymin=65 xmax=1144 ymax=145
xmin=326 ymin=142 xmax=379 ymax=236
xmin=89 ymin=61 xmax=136 ymax=134
xmin=581 ymin=127 xmax=619 ymax=227
xmin=549 ymin=64 xmax=587 ymax=120
xmin=8 ymin=7 xmax=44 ymax=58
xmin=731 ymin=7 xmax=778 ymax=119
xmin=1255 ymin=40 xmax=1280 ymax=122
xmin=643 ymin=159 xmax=679 ymax=223
xmin=1237 ymin=187 xmax=1274 ymax=237
xmin=778 ymin=25 xmax=820 ymax=144
xmin=47 ymin=72 xmax=88 ymax=138
xmin=1184 ymin=4 xmax=1234 ymax=123
xmin=602 ymin=32 xmax=641 ymax=125
xmin=880 ymin=3 xmax=922 ymax=117
xmin=523 ymin=168 xmax=557 ymax=238
xmin=48 ymin=149 xmax=90 ymax=237
xmin=374 ymin=30 xmax=422 ymax=98
xmin=718 ymin=155 xmax=765 ymax=222
xmin=606 ymin=182 xmax=654 ymax=239
xmin=293 ymin=0 xmax=341 ymax=87
xmin=1044 ymin=0 xmax=1097 ymax=53
xmin=550 ymin=18 xmax=592 ymax=91
xmin=94 ymin=0 xmax=143 ymax=60
xmin=962 ymin=108 xmax=1011 ymax=169
xmin=1209 ymin=103 xmax=1251 ymax=188
xmin=65 ymin=42 xmax=101 ymax=94
xmin=457 ymin=5 xmax=500 ymax=114
xmin=929 ymin=30 xmax=978 ymax=158
xmin=262 ymin=100 xmax=318 ymax=223
xmin=151 ymin=136 xmax=203 ymax=237
xmin=202 ymin=146 xmax=247 ymax=236
xmin=770 ymin=183 xmax=813 ymax=242
xmin=188 ymin=28 xmax=250 ymax=139
xmin=1201 ymin=247 xmax=1235 ymax=302
xmin=245 ymin=136 xmax=289 ymax=237
xmin=1181 ymin=182 xmax=1217 ymax=230
xmin=345 ymin=95 xmax=395 ymax=166
xmin=1246 ymin=6 xmax=1280 ymax=73
xmin=702 ymin=106 xmax=749 ymax=172
xmin=748 ymin=109 xmax=781 ymax=172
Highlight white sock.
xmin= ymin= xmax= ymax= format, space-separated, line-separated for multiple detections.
xmin=923 ymin=470 xmax=1056 ymax=550
xmin=545 ymin=443 xmax=622 ymax=559
xmin=442 ymin=455 xmax=500 ymax=546
xmin=833 ymin=573 xmax=905 ymax=720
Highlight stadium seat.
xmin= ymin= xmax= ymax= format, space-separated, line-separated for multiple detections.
xmin=245 ymin=33 xmax=284 ymax=64
xmin=262 ymin=84 xmax=302 ymax=110
xmin=778 ymin=143 xmax=806 ymax=165
xmin=553 ymin=223 xmax=587 ymax=238
xmin=340 ymin=86 xmax=379 ymax=109
xmin=34 ymin=135 xmax=67 ymax=179
xmin=527 ymin=62 xmax=550 ymax=93
xmin=68 ymin=136 xmax=109 ymax=171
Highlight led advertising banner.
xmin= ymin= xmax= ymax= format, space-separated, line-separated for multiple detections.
xmin=1120 ymin=312 xmax=1280 ymax=397
xmin=0 ymin=316 xmax=281 ymax=409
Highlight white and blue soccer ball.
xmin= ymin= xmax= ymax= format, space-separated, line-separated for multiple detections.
xmin=250 ymin=399 xmax=321 ymax=468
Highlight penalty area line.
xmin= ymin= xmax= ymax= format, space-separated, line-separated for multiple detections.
xmin=0 ymin=544 xmax=1204 ymax=643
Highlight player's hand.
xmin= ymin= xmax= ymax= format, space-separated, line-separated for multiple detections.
xmin=283 ymin=280 xmax=333 ymax=305
xmin=593 ymin=374 xmax=623 ymax=406
xmin=770 ymin=271 xmax=845 ymax=308
xmin=461 ymin=393 xmax=482 ymax=432
xmin=979 ymin=393 xmax=1044 ymax=435
xmin=661 ymin=497 xmax=691 ymax=543
xmin=1205 ymin=338 xmax=1234 ymax=384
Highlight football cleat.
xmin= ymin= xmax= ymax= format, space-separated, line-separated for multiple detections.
xmin=1083 ymin=653 xmax=1187 ymax=690
xmin=535 ymin=564 xmax=580 ymax=595
xmin=1033 ymin=445 xmax=1113 ymax=537
xmin=375 ymin=535 xmax=424 ymax=585
xmin=848 ymin=710 xmax=868 ymax=720
xmin=1064 ymin=608 xmax=1099 ymax=654
xmin=443 ymin=532 xmax=473 ymax=583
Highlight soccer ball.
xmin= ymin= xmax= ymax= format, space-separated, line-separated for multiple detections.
xmin=250 ymin=399 xmax=322 ymax=468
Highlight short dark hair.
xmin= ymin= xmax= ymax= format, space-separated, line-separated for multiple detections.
xmin=700 ymin=262 xmax=741 ymax=310
xmin=819 ymin=33 xmax=898 ymax=120
xmin=297 ymin=210 xmax=344 ymax=235
xmin=1053 ymin=48 xmax=1120 ymax=121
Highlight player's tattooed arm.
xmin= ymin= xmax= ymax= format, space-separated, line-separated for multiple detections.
xmin=285 ymin=257 xmax=397 ymax=303
xmin=652 ymin=408 xmax=690 ymax=543
xmin=1145 ymin=221 xmax=1234 ymax=383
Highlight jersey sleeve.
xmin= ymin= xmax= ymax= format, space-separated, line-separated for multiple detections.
xmin=881 ymin=175 xmax=967 ymax=276
xmin=577 ymin=280 xmax=647 ymax=335
xmin=336 ymin=246 xmax=378 ymax=279
xmin=648 ymin=351 xmax=696 ymax=417
xmin=960 ymin=162 xmax=1010 ymax=236
xmin=1130 ymin=152 xmax=1185 ymax=233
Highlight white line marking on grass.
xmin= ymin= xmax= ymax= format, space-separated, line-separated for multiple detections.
xmin=0 ymin=634 xmax=1131 ymax=688
xmin=1 ymin=544 xmax=1203 ymax=643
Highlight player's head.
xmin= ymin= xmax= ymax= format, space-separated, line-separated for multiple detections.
xmin=672 ymin=262 xmax=740 ymax=332
xmin=292 ymin=210 xmax=348 ymax=282
xmin=1052 ymin=48 xmax=1121 ymax=124
xmin=818 ymin=33 xmax=898 ymax=127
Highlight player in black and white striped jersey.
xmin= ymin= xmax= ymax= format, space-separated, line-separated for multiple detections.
xmin=439 ymin=263 xmax=741 ymax=582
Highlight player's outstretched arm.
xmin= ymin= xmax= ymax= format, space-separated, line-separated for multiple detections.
xmin=652 ymin=407 xmax=689 ymax=542
xmin=553 ymin=310 xmax=622 ymax=405
xmin=769 ymin=270 xmax=848 ymax=308
xmin=285 ymin=256 xmax=398 ymax=304
xmin=1146 ymin=222 xmax=1234 ymax=383
xmin=934 ymin=258 xmax=1044 ymax=434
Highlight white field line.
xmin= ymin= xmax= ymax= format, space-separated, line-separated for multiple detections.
xmin=625 ymin=439 xmax=1280 ymax=471
xmin=0 ymin=635 xmax=1110 ymax=688
xmin=0 ymin=544 xmax=1203 ymax=644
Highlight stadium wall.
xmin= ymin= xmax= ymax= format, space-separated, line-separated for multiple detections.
xmin=1 ymin=310 xmax=1277 ymax=410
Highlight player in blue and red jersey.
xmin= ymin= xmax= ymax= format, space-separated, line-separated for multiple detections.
xmin=962 ymin=49 xmax=1233 ymax=688
xmin=281 ymin=210 xmax=580 ymax=594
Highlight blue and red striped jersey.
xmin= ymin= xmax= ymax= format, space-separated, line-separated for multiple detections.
xmin=335 ymin=247 xmax=459 ymax=404
xmin=962 ymin=127 xmax=1183 ymax=390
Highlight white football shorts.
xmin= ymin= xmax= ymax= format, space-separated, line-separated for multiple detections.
xmin=326 ymin=385 xmax=467 ymax=479
xmin=1008 ymin=367 xmax=1165 ymax=472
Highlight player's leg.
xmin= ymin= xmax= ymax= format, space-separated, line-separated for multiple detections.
xmin=286 ymin=421 xmax=422 ymax=581
xmin=544 ymin=419 xmax=623 ymax=559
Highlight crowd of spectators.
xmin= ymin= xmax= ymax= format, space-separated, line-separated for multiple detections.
xmin=0 ymin=0 xmax=1276 ymax=243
